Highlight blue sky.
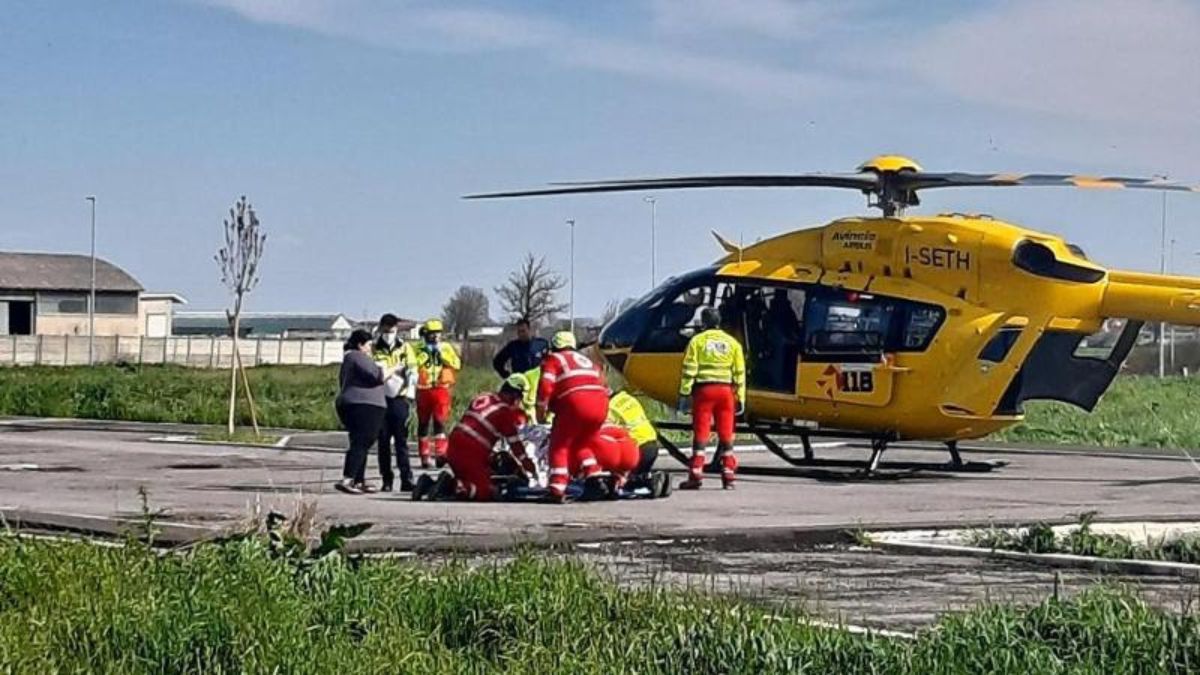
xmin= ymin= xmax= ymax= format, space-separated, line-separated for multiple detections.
xmin=2 ymin=0 xmax=1198 ymax=321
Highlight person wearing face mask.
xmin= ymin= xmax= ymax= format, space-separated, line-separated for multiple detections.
xmin=412 ymin=319 xmax=461 ymax=468
xmin=372 ymin=313 xmax=416 ymax=492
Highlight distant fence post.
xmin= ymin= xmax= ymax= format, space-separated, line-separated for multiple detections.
xmin=320 ymin=340 xmax=327 ymax=364
xmin=34 ymin=335 xmax=42 ymax=365
xmin=209 ymin=338 xmax=217 ymax=368
xmin=300 ymin=339 xmax=308 ymax=366
xmin=111 ymin=335 xmax=118 ymax=363
xmin=64 ymin=335 xmax=70 ymax=365
xmin=277 ymin=339 xmax=283 ymax=364
xmin=254 ymin=338 xmax=262 ymax=366
xmin=10 ymin=336 xmax=16 ymax=364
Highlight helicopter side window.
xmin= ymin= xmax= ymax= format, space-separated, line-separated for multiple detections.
xmin=900 ymin=306 xmax=944 ymax=350
xmin=804 ymin=290 xmax=894 ymax=362
xmin=979 ymin=326 xmax=1023 ymax=363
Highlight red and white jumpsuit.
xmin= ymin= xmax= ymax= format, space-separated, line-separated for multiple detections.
xmin=445 ymin=392 xmax=527 ymax=502
xmin=586 ymin=425 xmax=641 ymax=487
xmin=538 ymin=349 xmax=609 ymax=499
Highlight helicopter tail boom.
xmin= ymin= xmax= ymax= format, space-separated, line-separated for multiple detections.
xmin=1101 ymin=270 xmax=1200 ymax=325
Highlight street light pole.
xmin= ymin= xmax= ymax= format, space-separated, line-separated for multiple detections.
xmin=643 ymin=196 xmax=657 ymax=288
xmin=1156 ymin=178 xmax=1168 ymax=378
xmin=86 ymin=196 xmax=97 ymax=366
xmin=1170 ymin=238 xmax=1177 ymax=371
xmin=567 ymin=219 xmax=576 ymax=334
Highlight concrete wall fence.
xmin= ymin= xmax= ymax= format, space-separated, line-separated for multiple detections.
xmin=0 ymin=335 xmax=346 ymax=368
xmin=0 ymin=335 xmax=499 ymax=369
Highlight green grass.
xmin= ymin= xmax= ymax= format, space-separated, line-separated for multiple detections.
xmin=0 ymin=364 xmax=497 ymax=432
xmin=993 ymin=376 xmax=1200 ymax=448
xmin=968 ymin=513 xmax=1200 ymax=565
xmin=2 ymin=533 xmax=1200 ymax=673
xmin=2 ymin=365 xmax=1199 ymax=449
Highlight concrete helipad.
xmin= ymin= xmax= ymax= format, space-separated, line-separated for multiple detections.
xmin=2 ymin=420 xmax=1200 ymax=551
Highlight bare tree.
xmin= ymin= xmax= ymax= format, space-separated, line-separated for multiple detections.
xmin=442 ymin=286 xmax=491 ymax=339
xmin=494 ymin=253 xmax=568 ymax=328
xmin=601 ymin=297 xmax=637 ymax=326
xmin=215 ymin=196 xmax=266 ymax=436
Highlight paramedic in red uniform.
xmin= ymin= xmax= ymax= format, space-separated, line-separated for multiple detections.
xmin=537 ymin=331 xmax=609 ymax=503
xmin=419 ymin=375 xmax=529 ymax=502
xmin=677 ymin=307 xmax=747 ymax=490
xmin=587 ymin=425 xmax=641 ymax=488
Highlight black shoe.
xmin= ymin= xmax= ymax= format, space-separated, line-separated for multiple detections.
xmin=399 ymin=480 xmax=416 ymax=493
xmin=677 ymin=478 xmax=702 ymax=490
xmin=412 ymin=474 xmax=435 ymax=501
xmin=429 ymin=472 xmax=456 ymax=501
xmin=581 ymin=475 xmax=612 ymax=501
xmin=650 ymin=472 xmax=669 ymax=499
xmin=356 ymin=482 xmax=378 ymax=494
xmin=380 ymin=482 xmax=394 ymax=493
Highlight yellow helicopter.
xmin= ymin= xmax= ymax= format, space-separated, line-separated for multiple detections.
xmin=468 ymin=156 xmax=1200 ymax=474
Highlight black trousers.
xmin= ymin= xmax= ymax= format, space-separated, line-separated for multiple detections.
xmin=378 ymin=396 xmax=413 ymax=486
xmin=337 ymin=402 xmax=385 ymax=483
xmin=635 ymin=441 xmax=659 ymax=476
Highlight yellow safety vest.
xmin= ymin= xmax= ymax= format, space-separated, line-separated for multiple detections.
xmin=372 ymin=340 xmax=412 ymax=370
xmin=414 ymin=341 xmax=461 ymax=389
xmin=680 ymin=329 xmax=746 ymax=402
xmin=607 ymin=391 xmax=657 ymax=446
xmin=520 ymin=366 xmax=541 ymax=419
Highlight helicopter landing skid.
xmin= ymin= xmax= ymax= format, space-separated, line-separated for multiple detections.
xmin=653 ymin=422 xmax=1004 ymax=479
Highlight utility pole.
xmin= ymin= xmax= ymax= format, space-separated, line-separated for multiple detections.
xmin=644 ymin=195 xmax=657 ymax=288
xmin=1156 ymin=177 xmax=1168 ymax=379
xmin=1170 ymin=238 xmax=1177 ymax=371
xmin=567 ymin=218 xmax=576 ymax=334
xmin=86 ymin=196 xmax=97 ymax=366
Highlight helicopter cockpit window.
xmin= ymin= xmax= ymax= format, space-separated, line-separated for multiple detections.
xmin=637 ymin=282 xmax=715 ymax=352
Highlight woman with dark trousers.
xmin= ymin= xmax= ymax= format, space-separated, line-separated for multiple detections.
xmin=335 ymin=329 xmax=395 ymax=494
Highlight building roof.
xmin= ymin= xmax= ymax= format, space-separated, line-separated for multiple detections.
xmin=141 ymin=292 xmax=188 ymax=304
xmin=0 ymin=251 xmax=143 ymax=293
xmin=174 ymin=312 xmax=355 ymax=335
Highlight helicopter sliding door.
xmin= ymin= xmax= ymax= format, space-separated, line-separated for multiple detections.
xmin=794 ymin=288 xmax=945 ymax=407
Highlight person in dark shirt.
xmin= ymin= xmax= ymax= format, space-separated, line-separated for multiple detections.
xmin=492 ymin=319 xmax=550 ymax=378
xmin=335 ymin=329 xmax=403 ymax=495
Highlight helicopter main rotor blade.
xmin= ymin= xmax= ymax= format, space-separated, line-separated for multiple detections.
xmin=903 ymin=172 xmax=1200 ymax=193
xmin=463 ymin=174 xmax=878 ymax=199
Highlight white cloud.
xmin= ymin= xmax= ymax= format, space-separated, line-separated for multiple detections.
xmin=648 ymin=0 xmax=852 ymax=40
xmin=567 ymin=37 xmax=840 ymax=105
xmin=906 ymin=0 xmax=1200 ymax=126
xmin=190 ymin=0 xmax=837 ymax=104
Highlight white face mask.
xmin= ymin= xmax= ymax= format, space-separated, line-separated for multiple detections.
xmin=383 ymin=330 xmax=398 ymax=346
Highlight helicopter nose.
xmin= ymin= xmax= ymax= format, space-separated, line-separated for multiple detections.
xmin=598 ymin=305 xmax=645 ymax=373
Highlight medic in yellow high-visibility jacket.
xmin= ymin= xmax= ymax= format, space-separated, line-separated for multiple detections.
xmin=677 ymin=307 xmax=745 ymax=491
xmin=412 ymin=319 xmax=461 ymax=468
